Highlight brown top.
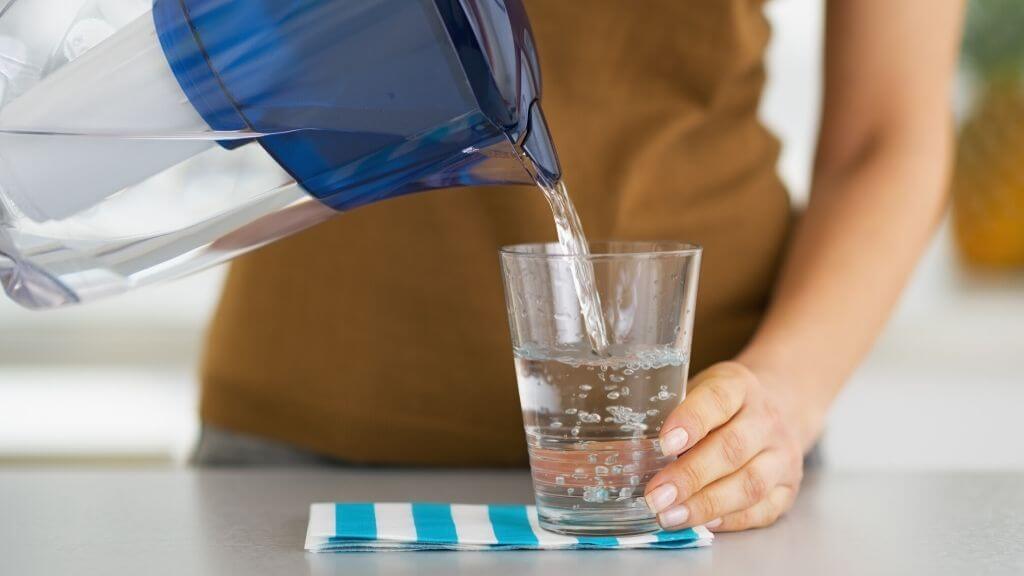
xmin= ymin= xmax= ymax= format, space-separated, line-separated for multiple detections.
xmin=200 ymin=0 xmax=792 ymax=466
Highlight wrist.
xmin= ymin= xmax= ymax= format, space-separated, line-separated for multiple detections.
xmin=734 ymin=346 xmax=832 ymax=452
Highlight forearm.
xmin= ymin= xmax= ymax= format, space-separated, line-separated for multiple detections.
xmin=739 ymin=128 xmax=953 ymax=448
xmin=732 ymin=0 xmax=964 ymax=450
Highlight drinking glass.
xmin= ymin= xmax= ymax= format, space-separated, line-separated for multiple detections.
xmin=500 ymin=241 xmax=702 ymax=536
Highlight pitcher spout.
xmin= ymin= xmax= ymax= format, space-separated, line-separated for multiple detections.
xmin=518 ymin=100 xmax=562 ymax=188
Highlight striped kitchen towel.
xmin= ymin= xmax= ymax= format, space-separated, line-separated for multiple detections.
xmin=305 ymin=503 xmax=713 ymax=552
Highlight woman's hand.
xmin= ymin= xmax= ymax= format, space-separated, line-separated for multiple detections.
xmin=643 ymin=361 xmax=811 ymax=532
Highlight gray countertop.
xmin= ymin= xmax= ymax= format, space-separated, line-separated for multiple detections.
xmin=1 ymin=467 xmax=1022 ymax=575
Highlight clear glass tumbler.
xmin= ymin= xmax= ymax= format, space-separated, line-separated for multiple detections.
xmin=500 ymin=241 xmax=702 ymax=536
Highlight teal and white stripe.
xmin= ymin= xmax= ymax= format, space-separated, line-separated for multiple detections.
xmin=306 ymin=503 xmax=713 ymax=552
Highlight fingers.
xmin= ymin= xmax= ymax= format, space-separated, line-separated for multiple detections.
xmin=655 ymin=450 xmax=785 ymax=529
xmin=658 ymin=362 xmax=754 ymax=456
xmin=706 ymin=485 xmax=797 ymax=533
xmin=645 ymin=409 xmax=765 ymax=515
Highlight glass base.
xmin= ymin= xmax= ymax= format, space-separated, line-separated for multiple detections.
xmin=538 ymin=511 xmax=660 ymax=537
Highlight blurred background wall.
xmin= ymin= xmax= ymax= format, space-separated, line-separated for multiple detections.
xmin=1 ymin=0 xmax=1021 ymax=467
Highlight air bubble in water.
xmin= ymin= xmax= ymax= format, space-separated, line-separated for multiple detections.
xmin=595 ymin=465 xmax=609 ymax=476
xmin=604 ymin=453 xmax=618 ymax=465
xmin=618 ymin=487 xmax=634 ymax=500
xmin=555 ymin=475 xmax=565 ymax=485
xmin=571 ymin=426 xmax=581 ymax=437
xmin=588 ymin=453 xmax=598 ymax=464
xmin=604 ymin=384 xmax=618 ymax=391
xmin=580 ymin=384 xmax=592 ymax=391
xmin=610 ymin=374 xmax=625 ymax=383
xmin=565 ymin=408 xmax=578 ymax=415
xmin=607 ymin=392 xmax=620 ymax=400
xmin=568 ymin=487 xmax=575 ymax=495
xmin=550 ymin=419 xmax=563 ymax=428
xmin=611 ymin=465 xmax=623 ymax=475
xmin=623 ymin=368 xmax=634 ymax=376
xmin=621 ymin=386 xmax=630 ymax=396
xmin=629 ymin=475 xmax=640 ymax=486
xmin=623 ymin=464 xmax=638 ymax=474
xmin=583 ymin=485 xmax=609 ymax=503
xmin=646 ymin=409 xmax=660 ymax=416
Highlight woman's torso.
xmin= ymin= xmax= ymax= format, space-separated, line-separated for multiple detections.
xmin=200 ymin=0 xmax=791 ymax=466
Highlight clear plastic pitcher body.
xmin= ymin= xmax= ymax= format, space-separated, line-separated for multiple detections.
xmin=0 ymin=0 xmax=560 ymax=309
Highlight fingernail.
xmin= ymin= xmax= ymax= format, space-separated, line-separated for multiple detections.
xmin=705 ymin=517 xmax=723 ymax=530
xmin=658 ymin=505 xmax=690 ymax=528
xmin=645 ymin=483 xmax=677 ymax=514
xmin=660 ymin=428 xmax=689 ymax=456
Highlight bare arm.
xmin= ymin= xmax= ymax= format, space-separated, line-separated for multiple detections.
xmin=739 ymin=0 xmax=966 ymax=447
xmin=643 ymin=0 xmax=965 ymax=532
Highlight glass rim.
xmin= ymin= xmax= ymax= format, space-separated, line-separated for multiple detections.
xmin=500 ymin=240 xmax=702 ymax=261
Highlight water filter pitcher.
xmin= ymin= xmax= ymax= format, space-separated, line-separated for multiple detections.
xmin=0 ymin=0 xmax=561 ymax=308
